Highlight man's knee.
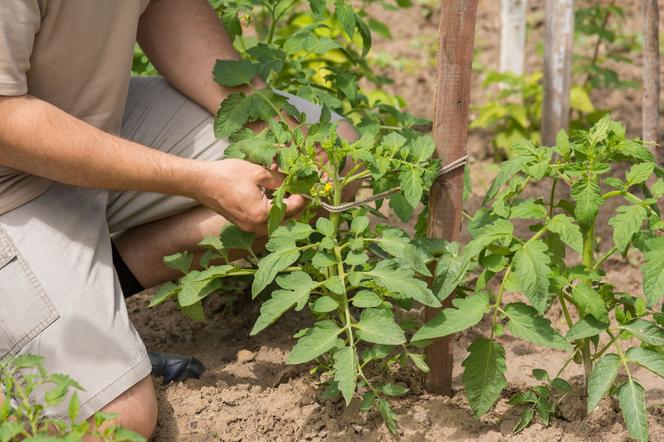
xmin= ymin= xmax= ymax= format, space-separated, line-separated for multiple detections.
xmin=93 ymin=375 xmax=157 ymax=439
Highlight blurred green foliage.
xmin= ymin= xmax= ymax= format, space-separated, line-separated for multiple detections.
xmin=1 ymin=354 xmax=145 ymax=441
xmin=471 ymin=2 xmax=640 ymax=159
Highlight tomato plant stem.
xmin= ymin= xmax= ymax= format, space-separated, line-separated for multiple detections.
xmin=490 ymin=266 xmax=511 ymax=340
xmin=580 ymin=224 xmax=595 ymax=390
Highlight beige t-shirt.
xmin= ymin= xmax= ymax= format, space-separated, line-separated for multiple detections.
xmin=0 ymin=0 xmax=151 ymax=215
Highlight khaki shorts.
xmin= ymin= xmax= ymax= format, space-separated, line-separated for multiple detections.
xmin=0 ymin=77 xmax=333 ymax=420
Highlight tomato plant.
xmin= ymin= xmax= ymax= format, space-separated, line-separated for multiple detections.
xmin=153 ymin=101 xmax=443 ymax=433
xmin=149 ymin=6 xmax=449 ymax=433
xmin=415 ymin=115 xmax=664 ymax=441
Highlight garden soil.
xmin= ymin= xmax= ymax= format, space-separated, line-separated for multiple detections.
xmin=127 ymin=0 xmax=664 ymax=440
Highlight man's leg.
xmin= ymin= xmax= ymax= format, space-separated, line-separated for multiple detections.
xmin=0 ymin=183 xmax=155 ymax=436
xmin=109 ymin=77 xmax=358 ymax=289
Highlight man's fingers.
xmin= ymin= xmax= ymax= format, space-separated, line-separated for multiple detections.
xmin=256 ymin=167 xmax=285 ymax=190
xmin=283 ymin=194 xmax=307 ymax=218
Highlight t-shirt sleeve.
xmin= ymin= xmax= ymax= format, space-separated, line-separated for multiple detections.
xmin=0 ymin=0 xmax=41 ymax=96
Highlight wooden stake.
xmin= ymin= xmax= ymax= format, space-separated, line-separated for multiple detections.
xmin=642 ymin=0 xmax=660 ymax=157
xmin=425 ymin=0 xmax=478 ymax=395
xmin=500 ymin=0 xmax=528 ymax=75
xmin=541 ymin=0 xmax=574 ymax=146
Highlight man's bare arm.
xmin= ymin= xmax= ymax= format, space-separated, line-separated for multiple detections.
xmin=0 ymin=95 xmax=304 ymax=232
xmin=137 ymin=0 xmax=253 ymax=115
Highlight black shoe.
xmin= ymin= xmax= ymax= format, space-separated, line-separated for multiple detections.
xmin=148 ymin=351 xmax=206 ymax=384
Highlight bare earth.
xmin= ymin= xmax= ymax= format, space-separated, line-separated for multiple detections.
xmin=127 ymin=1 xmax=664 ymax=440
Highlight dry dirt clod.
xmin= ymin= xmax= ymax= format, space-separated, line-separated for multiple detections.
xmin=236 ymin=349 xmax=256 ymax=363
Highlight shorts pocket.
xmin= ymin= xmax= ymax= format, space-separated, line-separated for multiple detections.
xmin=0 ymin=228 xmax=60 ymax=360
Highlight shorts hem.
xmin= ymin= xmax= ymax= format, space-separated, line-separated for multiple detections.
xmin=72 ymin=352 xmax=152 ymax=421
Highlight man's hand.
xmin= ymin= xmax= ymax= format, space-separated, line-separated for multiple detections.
xmin=193 ymin=159 xmax=306 ymax=233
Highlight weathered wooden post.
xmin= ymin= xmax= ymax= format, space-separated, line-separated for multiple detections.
xmin=642 ymin=0 xmax=660 ymax=159
xmin=500 ymin=0 xmax=528 ymax=75
xmin=425 ymin=0 xmax=478 ymax=395
xmin=541 ymin=0 xmax=574 ymax=146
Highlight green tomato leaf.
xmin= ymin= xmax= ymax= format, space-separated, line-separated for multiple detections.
xmin=378 ymin=399 xmax=397 ymax=434
xmin=626 ymin=347 xmax=664 ymax=378
xmin=408 ymin=352 xmax=430 ymax=373
xmin=512 ymin=406 xmax=535 ymax=434
xmin=381 ymin=383 xmax=408 ymax=397
xmin=149 ymin=282 xmax=180 ymax=307
xmin=355 ymin=13 xmax=372 ymax=57
xmin=350 ymin=215 xmax=370 ymax=234
xmin=251 ymin=288 xmax=310 ymax=335
xmin=483 ymin=156 xmax=530 ymax=205
xmin=608 ymin=205 xmax=647 ymax=252
xmin=351 ymin=290 xmax=382 ymax=308
xmin=316 ymin=217 xmax=335 ymax=236
xmin=333 ymin=346 xmax=357 ymax=406
xmin=509 ymin=199 xmax=547 ymax=220
xmin=399 ymin=166 xmax=424 ymax=208
xmin=355 ymin=308 xmax=406 ymax=345
xmin=571 ymin=177 xmax=603 ymax=229
xmin=389 ymin=192 xmax=415 ymax=223
xmin=267 ymin=222 xmax=314 ymax=250
xmin=220 ymin=224 xmax=256 ymax=251
xmin=312 ymin=251 xmax=337 ymax=270
xmin=571 ymin=285 xmax=608 ymax=322
xmin=68 ymin=391 xmax=80 ymax=423
xmin=621 ymin=319 xmax=664 ymax=346
xmin=194 ymin=264 xmax=235 ymax=282
xmin=409 ymin=135 xmax=436 ymax=163
xmin=215 ymin=93 xmax=253 ymax=138
xmin=323 ymin=276 xmax=345 ymax=295
xmin=375 ymin=229 xmax=431 ymax=276
xmin=335 ymin=0 xmax=356 ymax=38
xmin=163 ymin=252 xmax=193 ymax=274
xmin=345 ymin=250 xmax=369 ymax=266
xmin=617 ymin=379 xmax=649 ymax=442
xmin=433 ymin=242 xmax=469 ymax=301
xmin=311 ymin=296 xmax=339 ymax=313
xmin=287 ymin=320 xmax=343 ymax=364
xmin=308 ymin=0 xmax=326 ymax=18
xmin=641 ymin=244 xmax=664 ymax=306
xmin=252 ymin=247 xmax=300 ymax=297
xmin=503 ymin=303 xmax=572 ymax=350
xmin=177 ymin=271 xmax=221 ymax=307
xmin=587 ymin=353 xmax=620 ymax=413
xmin=224 ymin=138 xmax=277 ymax=167
xmin=626 ymin=162 xmax=655 ymax=186
xmin=213 ymin=59 xmax=258 ymax=87
xmin=464 ymin=219 xmax=514 ymax=257
xmin=462 ymin=337 xmax=507 ymax=416
xmin=566 ymin=315 xmax=609 ymax=341
xmin=180 ymin=301 xmax=205 ymax=322
xmin=547 ymin=214 xmax=583 ymax=254
xmin=512 ymin=240 xmax=551 ymax=314
xmin=411 ymin=292 xmax=489 ymax=342
xmin=364 ymin=260 xmax=440 ymax=307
